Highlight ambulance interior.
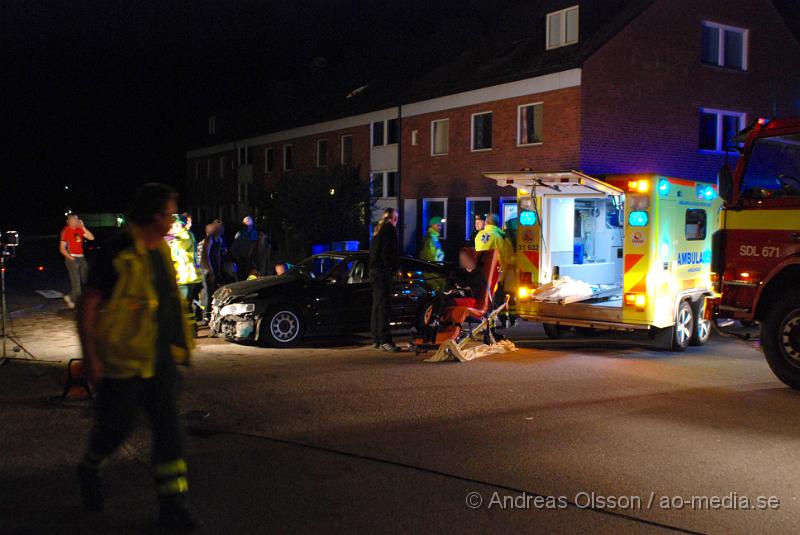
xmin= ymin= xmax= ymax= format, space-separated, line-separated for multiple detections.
xmin=536 ymin=194 xmax=625 ymax=307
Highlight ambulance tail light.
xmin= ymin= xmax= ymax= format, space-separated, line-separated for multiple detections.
xmin=628 ymin=211 xmax=649 ymax=227
xmin=627 ymin=180 xmax=650 ymax=193
xmin=518 ymin=286 xmax=531 ymax=300
xmin=625 ymin=293 xmax=646 ymax=309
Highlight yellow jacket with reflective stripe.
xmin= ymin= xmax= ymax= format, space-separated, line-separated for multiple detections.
xmin=169 ymin=228 xmax=201 ymax=285
xmin=95 ymin=227 xmax=193 ymax=379
xmin=474 ymin=224 xmax=515 ymax=271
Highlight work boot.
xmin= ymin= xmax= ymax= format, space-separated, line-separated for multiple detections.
xmin=380 ymin=342 xmax=401 ymax=353
xmin=77 ymin=463 xmax=105 ymax=512
xmin=158 ymin=494 xmax=202 ymax=532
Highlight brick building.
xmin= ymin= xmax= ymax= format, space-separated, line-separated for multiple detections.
xmin=186 ymin=0 xmax=800 ymax=260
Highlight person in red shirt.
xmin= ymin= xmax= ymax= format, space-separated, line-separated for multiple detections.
xmin=60 ymin=214 xmax=95 ymax=308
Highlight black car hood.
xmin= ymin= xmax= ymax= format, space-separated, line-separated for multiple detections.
xmin=215 ymin=274 xmax=299 ymax=300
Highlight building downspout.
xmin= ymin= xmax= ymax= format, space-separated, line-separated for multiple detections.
xmin=396 ymin=103 xmax=403 ymax=254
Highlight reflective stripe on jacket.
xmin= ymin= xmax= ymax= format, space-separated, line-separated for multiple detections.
xmin=96 ymin=227 xmax=193 ymax=379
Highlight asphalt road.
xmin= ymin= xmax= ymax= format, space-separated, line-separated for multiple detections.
xmin=2 ymin=307 xmax=798 ymax=534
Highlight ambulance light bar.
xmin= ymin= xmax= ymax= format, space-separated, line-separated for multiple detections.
xmin=696 ymin=184 xmax=716 ymax=200
xmin=657 ymin=179 xmax=670 ymax=196
xmin=627 ymin=180 xmax=650 ymax=193
xmin=628 ymin=211 xmax=649 ymax=226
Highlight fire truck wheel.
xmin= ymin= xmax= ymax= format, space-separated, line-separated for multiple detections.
xmin=761 ymin=292 xmax=800 ymax=390
xmin=690 ymin=299 xmax=712 ymax=346
xmin=543 ymin=323 xmax=564 ymax=339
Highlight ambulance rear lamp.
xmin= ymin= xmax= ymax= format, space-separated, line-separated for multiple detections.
xmin=628 ymin=195 xmax=649 ymax=211
xmin=624 ymin=293 xmax=646 ymax=309
xmin=519 ymin=210 xmax=537 ymax=226
xmin=657 ymin=179 xmax=670 ymax=196
xmin=627 ymin=180 xmax=650 ymax=193
xmin=518 ymin=286 xmax=531 ymax=300
xmin=628 ymin=211 xmax=649 ymax=227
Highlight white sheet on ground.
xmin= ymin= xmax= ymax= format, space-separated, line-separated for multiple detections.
xmin=425 ymin=339 xmax=517 ymax=362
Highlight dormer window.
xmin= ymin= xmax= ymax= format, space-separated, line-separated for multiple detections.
xmin=546 ymin=5 xmax=579 ymax=50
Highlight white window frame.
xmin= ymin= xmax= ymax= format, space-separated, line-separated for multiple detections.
xmin=371 ymin=170 xmax=399 ymax=199
xmin=340 ymin=134 xmax=353 ymax=164
xmin=264 ymin=147 xmax=274 ymax=173
xmin=283 ymin=144 xmax=293 ymax=171
xmin=465 ymin=197 xmax=492 ymax=240
xmin=500 ymin=197 xmax=518 ymax=226
xmin=699 ymin=108 xmax=747 ymax=154
xmin=422 ymin=197 xmax=448 ymax=239
xmin=238 ymin=146 xmax=251 ymax=166
xmin=411 ymin=130 xmax=419 ymax=146
xmin=208 ymin=115 xmax=216 ymax=135
xmin=517 ymin=102 xmax=544 ymax=146
xmin=702 ymin=21 xmax=749 ymax=71
xmin=546 ymin=5 xmax=579 ymax=50
xmin=316 ymin=138 xmax=328 ymax=167
xmin=470 ymin=111 xmax=493 ymax=152
xmin=430 ymin=118 xmax=450 ymax=156
xmin=371 ymin=121 xmax=385 ymax=147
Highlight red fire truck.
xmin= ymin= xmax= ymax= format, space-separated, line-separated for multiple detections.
xmin=708 ymin=117 xmax=800 ymax=389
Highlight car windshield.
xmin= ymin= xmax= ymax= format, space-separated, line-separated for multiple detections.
xmin=291 ymin=254 xmax=345 ymax=279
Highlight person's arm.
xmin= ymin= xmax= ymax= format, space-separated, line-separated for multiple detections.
xmin=80 ymin=220 xmax=95 ymax=240
xmin=77 ymin=288 xmax=104 ymax=383
xmin=59 ymin=230 xmax=74 ymax=261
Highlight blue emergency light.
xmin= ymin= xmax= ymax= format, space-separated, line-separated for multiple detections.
xmin=657 ymin=178 xmax=670 ymax=196
xmin=628 ymin=211 xmax=649 ymax=227
xmin=519 ymin=210 xmax=537 ymax=226
xmin=696 ymin=184 xmax=716 ymax=200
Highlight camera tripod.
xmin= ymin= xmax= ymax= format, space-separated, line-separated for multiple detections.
xmin=1 ymin=253 xmax=37 ymax=364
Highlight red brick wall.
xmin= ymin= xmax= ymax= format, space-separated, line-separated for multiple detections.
xmin=581 ymin=0 xmax=800 ymax=182
xmin=400 ymin=86 xmax=581 ymax=252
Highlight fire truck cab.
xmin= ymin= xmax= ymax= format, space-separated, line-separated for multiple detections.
xmin=484 ymin=171 xmax=721 ymax=351
xmin=708 ymin=117 xmax=800 ymax=388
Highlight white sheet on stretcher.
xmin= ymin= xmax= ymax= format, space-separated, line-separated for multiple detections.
xmin=533 ymin=276 xmax=595 ymax=302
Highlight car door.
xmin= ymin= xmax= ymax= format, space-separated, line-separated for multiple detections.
xmin=391 ymin=259 xmax=447 ymax=326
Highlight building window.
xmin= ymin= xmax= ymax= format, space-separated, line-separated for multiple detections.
xmin=387 ymin=118 xmax=399 ymax=144
xmin=431 ymin=119 xmax=449 ymax=155
xmin=685 ymin=209 xmax=707 ymax=241
xmin=341 ymin=134 xmax=353 ymax=164
xmin=546 ymin=5 xmax=579 ymax=50
xmin=471 ymin=111 xmax=493 ymax=151
xmin=208 ymin=116 xmax=216 ymax=135
xmin=206 ymin=159 xmax=212 ymax=180
xmin=372 ymin=119 xmax=399 ymax=146
xmin=372 ymin=121 xmax=385 ymax=147
xmin=265 ymin=148 xmax=274 ymax=173
xmin=518 ymin=103 xmax=544 ymax=145
xmin=411 ymin=130 xmax=419 ymax=146
xmin=699 ymin=109 xmax=745 ymax=152
xmin=316 ymin=139 xmax=328 ymax=167
xmin=238 ymin=146 xmax=252 ymax=166
xmin=220 ymin=157 xmax=226 ymax=177
xmin=466 ymin=197 xmax=491 ymax=240
xmin=422 ymin=198 xmax=447 ymax=239
xmin=371 ymin=171 xmax=398 ymax=198
xmin=283 ymin=144 xmax=293 ymax=171
xmin=195 ymin=161 xmax=201 ymax=180
xmin=701 ymin=21 xmax=748 ymax=70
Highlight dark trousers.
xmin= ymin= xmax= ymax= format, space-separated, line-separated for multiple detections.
xmin=200 ymin=269 xmax=216 ymax=321
xmin=88 ymin=358 xmax=183 ymax=466
xmin=370 ymin=276 xmax=392 ymax=345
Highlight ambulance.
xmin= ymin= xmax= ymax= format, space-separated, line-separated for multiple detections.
xmin=482 ymin=171 xmax=722 ymax=350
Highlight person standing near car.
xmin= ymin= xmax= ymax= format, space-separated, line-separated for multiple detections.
xmin=369 ymin=208 xmax=400 ymax=352
xmin=420 ymin=216 xmax=445 ymax=263
xmin=231 ymin=216 xmax=258 ymax=280
xmin=76 ymin=183 xmax=200 ymax=531
xmin=167 ymin=214 xmax=202 ymax=333
xmin=60 ymin=213 xmax=95 ymax=309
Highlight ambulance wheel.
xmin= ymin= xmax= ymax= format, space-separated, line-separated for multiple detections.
xmin=653 ymin=300 xmax=693 ymax=351
xmin=761 ymin=292 xmax=800 ymax=390
xmin=260 ymin=306 xmax=304 ymax=347
xmin=690 ymin=299 xmax=712 ymax=346
xmin=543 ymin=323 xmax=564 ymax=339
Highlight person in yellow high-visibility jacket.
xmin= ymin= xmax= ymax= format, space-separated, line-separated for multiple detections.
xmin=474 ymin=213 xmax=515 ymax=331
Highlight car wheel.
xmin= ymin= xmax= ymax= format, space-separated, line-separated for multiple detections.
xmin=543 ymin=323 xmax=563 ymax=339
xmin=761 ymin=291 xmax=800 ymax=390
xmin=690 ymin=299 xmax=711 ymax=346
xmin=261 ymin=306 xmax=304 ymax=347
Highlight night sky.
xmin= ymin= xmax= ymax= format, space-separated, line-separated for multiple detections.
xmin=4 ymin=0 xmax=799 ymax=235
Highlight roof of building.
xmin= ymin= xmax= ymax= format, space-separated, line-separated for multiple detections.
xmin=188 ymin=0 xmax=799 ymax=151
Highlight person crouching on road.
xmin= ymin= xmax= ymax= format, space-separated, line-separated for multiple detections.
xmin=60 ymin=213 xmax=95 ymax=309
xmin=369 ymin=207 xmax=400 ymax=352
xmin=420 ymin=216 xmax=445 ymax=263
xmin=168 ymin=214 xmax=202 ymax=334
xmin=76 ymin=183 xmax=201 ymax=531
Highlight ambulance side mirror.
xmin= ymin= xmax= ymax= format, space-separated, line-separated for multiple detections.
xmin=717 ymin=164 xmax=734 ymax=205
